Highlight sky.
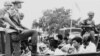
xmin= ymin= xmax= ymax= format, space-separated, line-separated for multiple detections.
xmin=0 ymin=0 xmax=100 ymax=29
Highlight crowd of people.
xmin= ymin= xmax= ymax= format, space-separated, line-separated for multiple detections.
xmin=0 ymin=0 xmax=100 ymax=56
xmin=38 ymin=31 xmax=97 ymax=55
xmin=37 ymin=6 xmax=100 ymax=55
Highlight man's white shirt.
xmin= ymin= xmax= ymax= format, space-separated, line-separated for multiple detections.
xmin=74 ymin=41 xmax=96 ymax=54
xmin=83 ymin=41 xmax=96 ymax=53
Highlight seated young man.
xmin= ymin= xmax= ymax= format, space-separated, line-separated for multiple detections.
xmin=71 ymin=36 xmax=85 ymax=54
xmin=38 ymin=42 xmax=54 ymax=55
xmin=78 ymin=12 xmax=95 ymax=36
xmin=3 ymin=0 xmax=38 ymax=54
xmin=54 ymin=35 xmax=74 ymax=55
xmin=83 ymin=34 xmax=96 ymax=53
xmin=0 ymin=2 xmax=13 ymax=29
xmin=54 ymin=36 xmax=83 ymax=55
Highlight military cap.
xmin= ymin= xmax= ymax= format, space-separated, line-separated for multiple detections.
xmin=12 ymin=0 xmax=24 ymax=4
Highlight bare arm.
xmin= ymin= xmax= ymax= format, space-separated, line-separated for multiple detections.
xmin=3 ymin=13 xmax=20 ymax=29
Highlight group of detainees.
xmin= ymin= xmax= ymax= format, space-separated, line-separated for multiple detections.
xmin=37 ymin=11 xmax=99 ymax=55
xmin=38 ymin=32 xmax=97 ymax=55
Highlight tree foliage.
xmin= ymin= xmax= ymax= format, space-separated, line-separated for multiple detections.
xmin=32 ymin=7 xmax=78 ymax=34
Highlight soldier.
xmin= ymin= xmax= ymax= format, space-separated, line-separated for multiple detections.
xmin=0 ymin=1 xmax=13 ymax=28
xmin=80 ymin=11 xmax=95 ymax=26
xmin=0 ymin=1 xmax=13 ymax=54
xmin=79 ymin=11 xmax=95 ymax=36
xmin=3 ymin=0 xmax=38 ymax=55
xmin=78 ymin=11 xmax=96 ymax=45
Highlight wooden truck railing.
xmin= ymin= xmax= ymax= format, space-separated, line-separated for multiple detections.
xmin=0 ymin=28 xmax=20 ymax=56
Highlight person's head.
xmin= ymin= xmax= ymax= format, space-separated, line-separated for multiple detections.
xmin=4 ymin=1 xmax=13 ymax=10
xmin=57 ymin=34 xmax=63 ymax=40
xmin=39 ymin=43 xmax=47 ymax=51
xmin=88 ymin=11 xmax=94 ymax=20
xmin=72 ymin=36 xmax=82 ymax=48
xmin=83 ymin=34 xmax=94 ymax=46
xmin=12 ymin=0 xmax=23 ymax=9
xmin=63 ymin=37 xmax=69 ymax=44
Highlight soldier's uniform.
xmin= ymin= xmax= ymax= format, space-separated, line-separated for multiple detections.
xmin=0 ymin=2 xmax=13 ymax=28
xmin=80 ymin=12 xmax=95 ymax=36
xmin=79 ymin=12 xmax=96 ymax=45
xmin=8 ymin=0 xmax=38 ymax=55
xmin=0 ymin=9 xmax=8 ymax=27
xmin=0 ymin=8 xmax=7 ymax=54
xmin=80 ymin=19 xmax=95 ymax=31
xmin=8 ymin=8 xmax=20 ymax=28
xmin=0 ymin=2 xmax=13 ymax=54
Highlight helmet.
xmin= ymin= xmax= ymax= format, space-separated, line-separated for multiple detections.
xmin=88 ymin=11 xmax=94 ymax=16
xmin=4 ymin=1 xmax=13 ymax=6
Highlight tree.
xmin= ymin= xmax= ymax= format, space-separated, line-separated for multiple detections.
xmin=32 ymin=7 xmax=78 ymax=34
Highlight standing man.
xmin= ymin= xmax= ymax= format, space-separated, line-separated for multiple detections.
xmin=3 ymin=0 xmax=38 ymax=55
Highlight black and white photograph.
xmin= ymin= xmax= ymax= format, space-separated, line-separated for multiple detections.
xmin=0 ymin=0 xmax=100 ymax=56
